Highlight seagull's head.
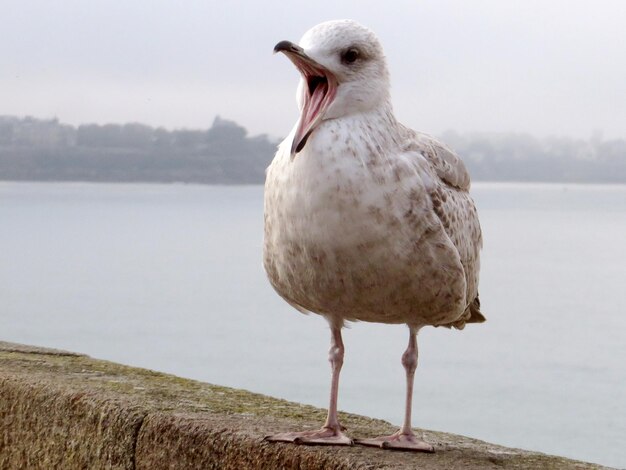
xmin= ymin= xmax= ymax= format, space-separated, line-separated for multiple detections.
xmin=274 ymin=20 xmax=390 ymax=156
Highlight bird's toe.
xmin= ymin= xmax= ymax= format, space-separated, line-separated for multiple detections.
xmin=355 ymin=432 xmax=435 ymax=453
xmin=264 ymin=426 xmax=353 ymax=446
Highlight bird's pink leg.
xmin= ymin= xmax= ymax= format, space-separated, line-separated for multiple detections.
xmin=355 ymin=327 xmax=434 ymax=452
xmin=264 ymin=322 xmax=352 ymax=446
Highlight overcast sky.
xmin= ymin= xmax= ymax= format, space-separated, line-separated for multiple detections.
xmin=2 ymin=0 xmax=625 ymax=139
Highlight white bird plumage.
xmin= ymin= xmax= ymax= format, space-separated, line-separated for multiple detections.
xmin=263 ymin=19 xmax=484 ymax=451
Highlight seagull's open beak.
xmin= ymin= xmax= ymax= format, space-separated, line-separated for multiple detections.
xmin=274 ymin=40 xmax=338 ymax=157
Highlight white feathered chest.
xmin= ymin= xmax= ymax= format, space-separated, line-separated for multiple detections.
xmin=263 ymin=110 xmax=480 ymax=328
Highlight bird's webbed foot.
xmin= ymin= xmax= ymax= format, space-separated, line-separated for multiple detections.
xmin=355 ymin=430 xmax=434 ymax=452
xmin=264 ymin=425 xmax=353 ymax=446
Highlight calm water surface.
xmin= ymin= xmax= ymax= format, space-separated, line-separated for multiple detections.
xmin=1 ymin=181 xmax=625 ymax=468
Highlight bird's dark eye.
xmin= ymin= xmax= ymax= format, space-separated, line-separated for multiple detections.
xmin=341 ymin=48 xmax=360 ymax=64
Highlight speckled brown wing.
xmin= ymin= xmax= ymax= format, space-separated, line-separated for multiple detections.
xmin=430 ymin=184 xmax=484 ymax=325
xmin=409 ymin=131 xmax=472 ymax=191
xmin=411 ymin=132 xmax=485 ymax=327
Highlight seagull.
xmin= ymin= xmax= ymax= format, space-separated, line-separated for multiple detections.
xmin=263 ymin=19 xmax=484 ymax=452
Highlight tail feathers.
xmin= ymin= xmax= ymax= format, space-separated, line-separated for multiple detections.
xmin=441 ymin=294 xmax=485 ymax=330
xmin=467 ymin=295 xmax=486 ymax=324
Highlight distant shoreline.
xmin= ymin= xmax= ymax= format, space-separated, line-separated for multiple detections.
xmin=3 ymin=179 xmax=626 ymax=189
xmin=2 ymin=115 xmax=625 ymax=185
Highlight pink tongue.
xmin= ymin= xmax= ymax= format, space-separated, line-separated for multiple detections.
xmin=302 ymin=81 xmax=328 ymax=129
xmin=292 ymin=78 xmax=333 ymax=154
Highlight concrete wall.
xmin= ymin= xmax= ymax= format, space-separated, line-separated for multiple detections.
xmin=0 ymin=342 xmax=613 ymax=469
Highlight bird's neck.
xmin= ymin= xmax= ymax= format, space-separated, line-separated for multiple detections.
xmin=337 ymin=96 xmax=396 ymax=128
xmin=316 ymin=99 xmax=404 ymax=156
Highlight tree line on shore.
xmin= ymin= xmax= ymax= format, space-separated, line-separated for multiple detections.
xmin=0 ymin=115 xmax=624 ymax=184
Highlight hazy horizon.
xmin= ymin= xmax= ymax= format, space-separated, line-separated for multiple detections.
xmin=2 ymin=0 xmax=625 ymax=140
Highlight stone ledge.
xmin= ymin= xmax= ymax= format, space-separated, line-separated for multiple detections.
xmin=0 ymin=341 xmax=86 ymax=357
xmin=0 ymin=341 xmax=613 ymax=469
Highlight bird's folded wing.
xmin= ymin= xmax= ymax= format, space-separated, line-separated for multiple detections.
xmin=403 ymin=129 xmax=471 ymax=191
